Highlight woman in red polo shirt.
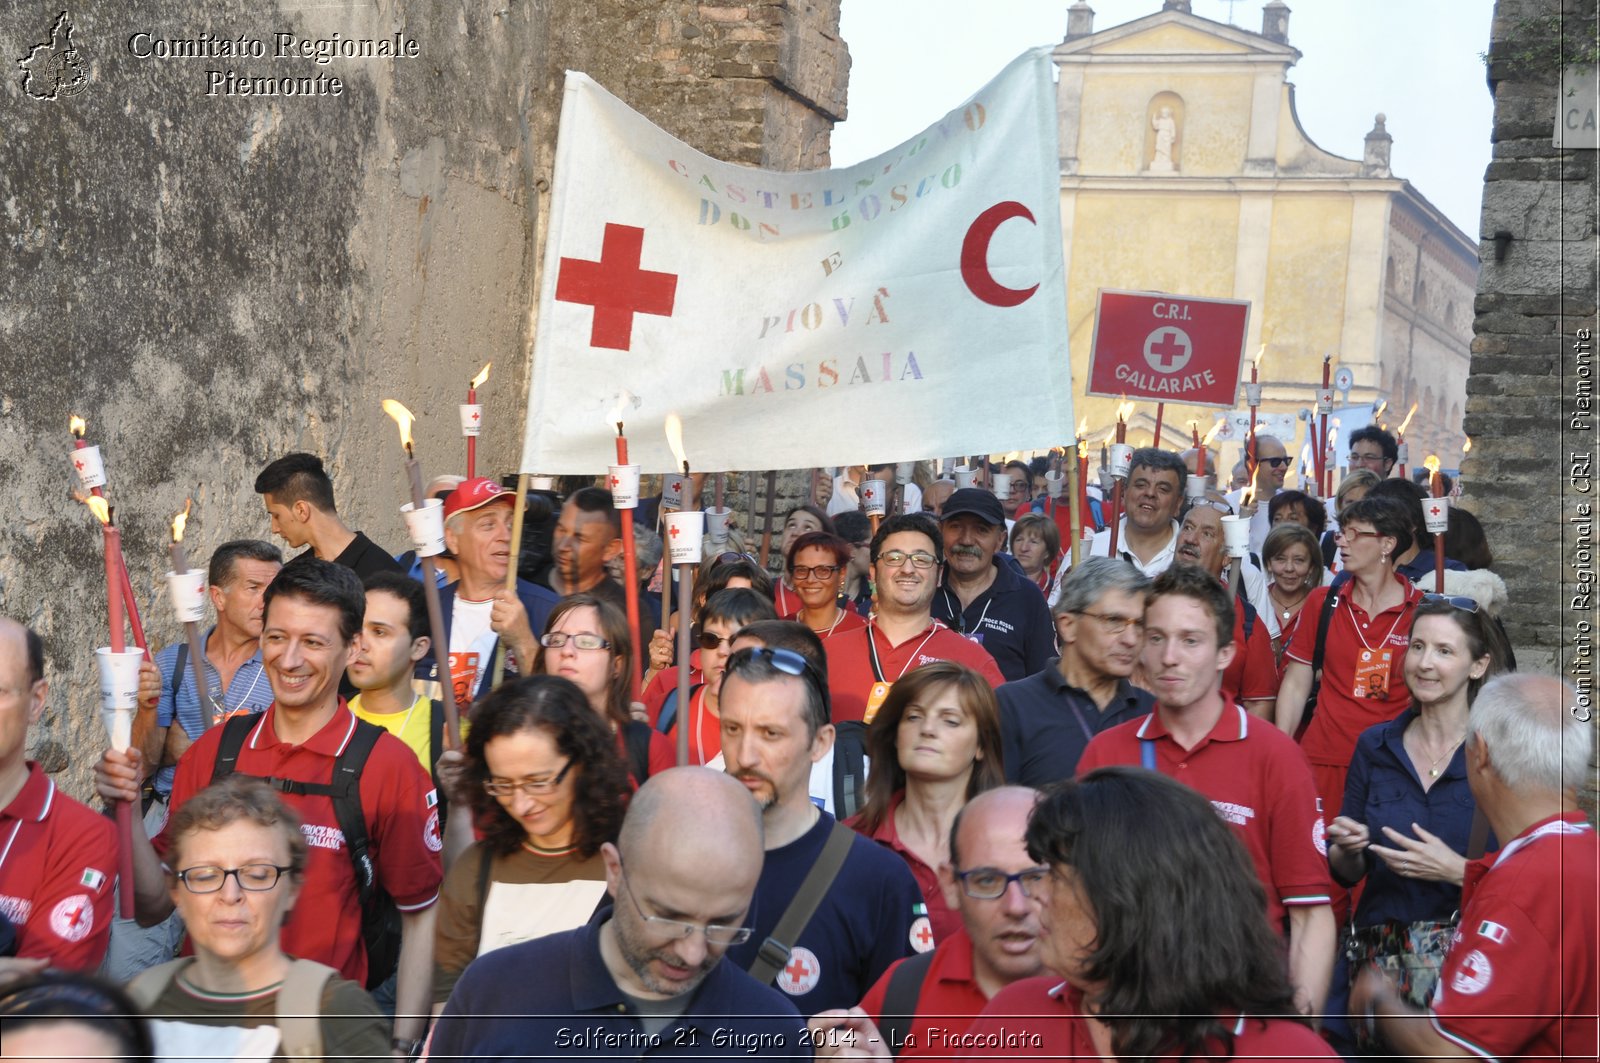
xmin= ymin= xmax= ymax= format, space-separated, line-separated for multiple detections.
xmin=785 ymin=531 xmax=868 ymax=639
xmin=848 ymin=661 xmax=1005 ymax=945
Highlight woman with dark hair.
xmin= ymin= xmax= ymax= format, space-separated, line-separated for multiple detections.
xmin=1368 ymin=478 xmax=1468 ymax=582
xmin=1267 ymin=488 xmax=1327 ymax=538
xmin=1009 ymin=512 xmax=1065 ymax=607
xmin=432 ymin=675 xmax=627 ymax=1009
xmin=651 ymin=587 xmax=776 ymax=763
xmin=1322 ymin=594 xmax=1512 ymax=1053
xmin=773 ymin=504 xmax=838 ymax=616
xmin=1276 ymin=496 xmax=1423 ymax=916
xmin=849 ymin=661 xmax=1005 ymax=945
xmin=965 ymin=768 xmax=1333 ymax=1060
xmin=0 ymin=971 xmax=154 ymax=1061
xmin=642 ymin=553 xmax=773 ymax=682
xmin=1262 ymin=521 xmax=1325 ymax=662
xmin=535 ymin=593 xmax=674 ymax=785
xmin=785 ymin=530 xmax=868 ymax=639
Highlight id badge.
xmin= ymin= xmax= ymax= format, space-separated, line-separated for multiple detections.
xmin=864 ymin=681 xmax=892 ymax=724
xmin=1352 ymin=648 xmax=1392 ymax=699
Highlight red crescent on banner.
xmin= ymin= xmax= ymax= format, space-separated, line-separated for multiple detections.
xmin=960 ymin=201 xmax=1039 ymax=307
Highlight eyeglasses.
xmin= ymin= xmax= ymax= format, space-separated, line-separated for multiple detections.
xmin=540 ymin=632 xmax=610 ymax=651
xmin=1185 ymin=499 xmax=1234 ymax=516
xmin=619 ymin=863 xmax=753 ymax=946
xmin=954 ymin=866 xmax=1050 ymax=900
xmin=697 ymin=632 xmax=735 ymax=652
xmin=1422 ymin=593 xmax=1480 ymax=613
xmin=1347 ymin=450 xmax=1388 ymax=466
xmin=790 ymin=564 xmax=841 ymax=581
xmin=173 ymin=863 xmax=293 ymax=894
xmin=1334 ymin=529 xmax=1385 ymax=543
xmin=1256 ymin=456 xmax=1293 ymax=469
xmin=715 ymin=551 xmax=758 ymax=565
xmin=483 ymin=759 xmax=575 ymax=797
xmin=877 ymin=549 xmax=938 ymax=570
xmin=1071 ymin=610 xmax=1144 ymax=635
xmin=724 ymin=646 xmax=830 ymax=716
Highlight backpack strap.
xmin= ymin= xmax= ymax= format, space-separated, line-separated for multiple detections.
xmin=623 ymin=721 xmax=651 ymax=786
xmin=127 ymin=957 xmax=194 ymax=1009
xmin=749 ymin=820 xmax=856 ymax=985
xmin=1234 ymin=582 xmax=1258 ymax=641
xmin=656 ymin=683 xmax=703 ymax=736
xmin=1302 ymin=572 xmax=1353 ymax=734
xmin=879 ymin=950 xmax=936 ymax=1058
xmin=274 ymin=959 xmax=334 ymax=1063
xmin=210 ymin=713 xmax=258 ymax=782
xmin=328 ymin=720 xmax=386 ymax=906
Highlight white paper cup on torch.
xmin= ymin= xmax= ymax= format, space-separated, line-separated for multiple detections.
xmin=1184 ymin=474 xmax=1208 ymax=501
xmin=861 ymin=479 xmax=888 ymax=517
xmin=953 ymin=466 xmax=975 ymax=490
xmin=1221 ymin=515 xmax=1251 ymax=558
xmin=1108 ymin=444 xmax=1134 ymax=478
xmin=664 ymin=511 xmax=705 ymax=565
xmin=165 ymin=570 xmax=207 ymax=623
xmin=990 ymin=471 xmax=1012 ymax=500
xmin=1423 ymin=496 xmax=1451 ymax=535
xmin=95 ymin=648 xmax=144 ymax=751
xmin=71 ymin=445 xmax=107 ymax=491
xmin=706 ymin=506 xmax=733 ymax=545
xmin=895 ymin=462 xmax=914 ymax=484
xmin=1243 ymin=383 xmax=1263 ymax=407
xmin=1396 ymin=442 xmax=1409 ymax=465
xmin=400 ymin=498 xmax=447 ymax=557
xmin=459 ymin=404 xmax=483 ymax=437
xmin=1044 ymin=471 xmax=1065 ymax=499
xmin=1316 ymin=388 xmax=1336 ymax=414
xmin=608 ymin=464 xmax=641 ymax=509
xmin=661 ymin=477 xmax=684 ymax=512
xmin=530 ymin=476 xmax=556 ymax=491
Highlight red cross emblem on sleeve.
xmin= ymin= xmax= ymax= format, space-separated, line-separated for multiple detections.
xmin=555 ymin=223 xmax=678 ymax=351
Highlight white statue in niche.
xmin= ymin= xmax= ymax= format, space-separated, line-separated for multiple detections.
xmin=1150 ymin=106 xmax=1177 ymax=172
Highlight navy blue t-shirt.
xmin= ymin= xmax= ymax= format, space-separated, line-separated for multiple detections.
xmin=724 ymin=813 xmax=925 ymax=1016
xmin=930 ymin=559 xmax=1056 ymax=683
xmin=429 ymin=912 xmax=808 ymax=1059
xmin=996 ymin=663 xmax=1154 ymax=787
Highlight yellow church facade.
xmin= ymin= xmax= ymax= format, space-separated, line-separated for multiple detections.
xmin=1054 ymin=1 xmax=1477 ymax=475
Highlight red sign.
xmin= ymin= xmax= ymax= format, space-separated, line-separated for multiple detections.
xmin=1086 ymin=289 xmax=1251 ymax=408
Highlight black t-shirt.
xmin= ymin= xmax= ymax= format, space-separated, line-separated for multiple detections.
xmin=286 ymin=532 xmax=402 ymax=580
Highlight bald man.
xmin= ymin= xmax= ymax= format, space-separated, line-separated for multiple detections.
xmin=1225 ymin=434 xmax=1291 ymax=556
xmin=428 ymin=768 xmax=810 ymax=1058
xmin=1353 ymin=675 xmax=1597 ymax=1062
xmin=0 ymin=618 xmax=117 ymax=973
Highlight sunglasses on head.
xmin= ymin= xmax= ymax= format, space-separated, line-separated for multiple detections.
xmin=1421 ymin=593 xmax=1479 ymax=613
xmin=723 ymin=645 xmax=831 ymax=717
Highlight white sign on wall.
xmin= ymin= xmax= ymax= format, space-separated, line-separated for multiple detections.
xmin=1555 ymin=66 xmax=1598 ymax=149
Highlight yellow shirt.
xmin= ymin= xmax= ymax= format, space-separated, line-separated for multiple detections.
xmin=350 ymin=694 xmax=434 ymax=772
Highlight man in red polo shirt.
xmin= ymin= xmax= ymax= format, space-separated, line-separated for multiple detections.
xmin=95 ymin=560 xmax=441 ymax=1054
xmin=827 ymin=514 xmax=1003 ymax=725
xmin=0 ymin=618 xmax=116 ymax=974
xmin=1078 ymin=565 xmax=1335 ymax=1014
xmin=1354 ymin=674 xmax=1598 ymax=1062
xmin=809 ymin=786 xmax=1045 ymax=1059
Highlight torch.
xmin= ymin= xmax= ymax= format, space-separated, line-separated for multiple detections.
xmin=382 ymin=400 xmax=462 ymax=750
xmin=1423 ymin=455 xmax=1448 ymax=593
xmin=1314 ymin=355 xmax=1333 ymax=494
xmin=1396 ymin=402 xmax=1419 ymax=481
xmin=664 ymin=415 xmax=699 ymax=767
xmin=167 ymin=501 xmax=220 ymax=731
xmin=608 ymin=398 xmax=644 ymax=706
xmin=1107 ymin=403 xmax=1133 ymax=556
xmin=462 ymin=363 xmax=491 ymax=479
xmin=80 ymin=494 xmax=137 ymax=919
xmin=1244 ymin=347 xmax=1264 ymax=493
xmin=70 ymin=417 xmax=149 ymax=656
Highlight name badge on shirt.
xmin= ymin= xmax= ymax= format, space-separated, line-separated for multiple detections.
xmin=864 ymin=681 xmax=892 ymax=724
xmin=1353 ymin=649 xmax=1392 ymax=699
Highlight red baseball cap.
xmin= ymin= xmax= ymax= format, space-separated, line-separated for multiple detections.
xmin=443 ymin=478 xmax=514 ymax=521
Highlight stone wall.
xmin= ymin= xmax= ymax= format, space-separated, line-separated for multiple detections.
xmin=1465 ymin=0 xmax=1597 ymax=809
xmin=0 ymin=0 xmax=847 ymax=799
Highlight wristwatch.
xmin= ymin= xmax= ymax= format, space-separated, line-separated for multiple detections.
xmin=393 ymin=1036 xmax=423 ymax=1060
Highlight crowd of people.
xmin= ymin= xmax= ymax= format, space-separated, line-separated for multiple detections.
xmin=0 ymin=429 xmax=1593 ymax=1063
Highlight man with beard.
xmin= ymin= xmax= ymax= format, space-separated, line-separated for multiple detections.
xmin=930 ymin=489 xmax=1054 ymax=683
xmin=719 ymin=647 xmax=927 ymax=1016
xmin=427 ymin=768 xmax=810 ymax=1058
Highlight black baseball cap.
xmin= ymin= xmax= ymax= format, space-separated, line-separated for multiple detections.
xmin=940 ymin=488 xmax=1005 ymax=526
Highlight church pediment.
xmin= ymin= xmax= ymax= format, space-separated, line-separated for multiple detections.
xmin=1054 ymin=10 xmax=1300 ymax=64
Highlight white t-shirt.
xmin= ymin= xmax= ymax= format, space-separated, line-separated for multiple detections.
xmin=449 ymin=597 xmax=498 ymax=696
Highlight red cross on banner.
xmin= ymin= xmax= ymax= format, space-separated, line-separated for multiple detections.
xmin=554 ymin=223 xmax=678 ymax=351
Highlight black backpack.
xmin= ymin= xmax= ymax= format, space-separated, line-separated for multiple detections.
xmin=211 ymin=714 xmax=402 ymax=990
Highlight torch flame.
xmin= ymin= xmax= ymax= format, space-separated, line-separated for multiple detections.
xmin=1201 ymin=421 xmax=1223 ymax=446
xmin=1253 ymin=344 xmax=1267 ymax=371
xmin=69 ymin=415 xmax=87 ymax=438
xmin=1423 ymin=455 xmax=1441 ymax=475
xmin=77 ymin=492 xmax=111 ymax=526
xmin=1373 ymin=399 xmax=1389 ymax=420
xmin=172 ymin=498 xmax=192 ymax=543
xmin=607 ymin=390 xmax=640 ymax=432
xmin=1462 ymin=437 xmax=1472 ymax=454
xmin=470 ymin=362 xmax=492 ymax=390
xmin=1396 ymin=402 xmax=1419 ymax=437
xmin=1101 ymin=429 xmax=1116 ymax=447
xmin=1115 ymin=401 xmax=1136 ymax=423
xmin=382 ymin=399 xmax=416 ymax=452
xmin=1076 ymin=417 xmax=1089 ymax=439
xmin=664 ymin=413 xmax=689 ymax=473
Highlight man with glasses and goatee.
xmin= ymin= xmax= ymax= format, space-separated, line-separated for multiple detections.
xmin=428 ymin=768 xmax=812 ymax=1059
xmin=825 ymin=513 xmax=1003 ymax=726
xmin=717 ymin=646 xmax=927 ymax=1017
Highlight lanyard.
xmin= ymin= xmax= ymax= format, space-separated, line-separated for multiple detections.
xmin=866 ymin=622 xmax=941 ymax=684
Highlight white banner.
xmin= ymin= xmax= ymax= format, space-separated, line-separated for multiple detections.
xmin=521 ymin=49 xmax=1073 ymax=474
